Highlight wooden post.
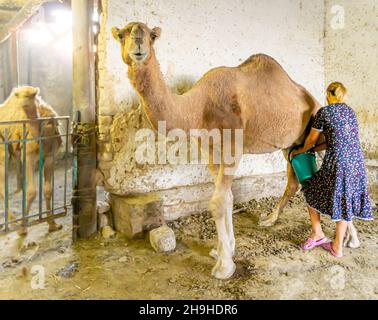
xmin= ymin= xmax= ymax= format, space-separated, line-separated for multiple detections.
xmin=71 ymin=0 xmax=97 ymax=239
xmin=9 ymin=32 xmax=19 ymax=88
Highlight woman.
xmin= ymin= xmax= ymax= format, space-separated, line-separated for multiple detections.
xmin=293 ymin=82 xmax=373 ymax=257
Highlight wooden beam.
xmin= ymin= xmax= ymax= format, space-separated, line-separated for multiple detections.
xmin=71 ymin=0 xmax=97 ymax=239
xmin=0 ymin=0 xmax=45 ymax=44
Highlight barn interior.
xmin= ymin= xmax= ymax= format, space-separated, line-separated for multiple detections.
xmin=0 ymin=0 xmax=377 ymax=300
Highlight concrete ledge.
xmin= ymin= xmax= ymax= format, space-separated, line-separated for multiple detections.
xmin=108 ymin=163 xmax=377 ymax=239
xmin=109 ymin=172 xmax=287 ymax=227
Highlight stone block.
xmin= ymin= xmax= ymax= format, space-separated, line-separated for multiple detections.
xmin=109 ymin=193 xmax=164 ymax=239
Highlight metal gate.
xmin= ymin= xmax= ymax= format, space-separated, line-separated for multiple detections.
xmin=0 ymin=116 xmax=70 ymax=233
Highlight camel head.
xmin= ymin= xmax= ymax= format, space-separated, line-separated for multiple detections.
xmin=10 ymin=86 xmax=40 ymax=110
xmin=112 ymin=22 xmax=161 ymax=65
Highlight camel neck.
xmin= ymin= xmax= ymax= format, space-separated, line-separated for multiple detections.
xmin=128 ymin=52 xmax=204 ymax=132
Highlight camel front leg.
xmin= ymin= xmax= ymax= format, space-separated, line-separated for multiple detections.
xmin=343 ymin=222 xmax=360 ymax=248
xmin=18 ymin=153 xmax=37 ymax=236
xmin=259 ymin=161 xmax=299 ymax=227
xmin=209 ymin=166 xmax=236 ymax=279
xmin=208 ymin=157 xmax=235 ymax=260
xmin=209 ymin=189 xmax=235 ymax=260
xmin=43 ymin=156 xmax=62 ymax=232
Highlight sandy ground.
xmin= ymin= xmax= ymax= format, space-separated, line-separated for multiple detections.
xmin=0 ymin=190 xmax=377 ymax=300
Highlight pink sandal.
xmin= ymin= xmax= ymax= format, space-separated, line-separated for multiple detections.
xmin=321 ymin=242 xmax=343 ymax=258
xmin=301 ymin=237 xmax=329 ymax=251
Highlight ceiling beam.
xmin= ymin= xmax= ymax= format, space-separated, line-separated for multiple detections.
xmin=0 ymin=0 xmax=47 ymax=43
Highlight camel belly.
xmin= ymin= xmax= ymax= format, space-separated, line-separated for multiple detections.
xmin=242 ymin=107 xmax=310 ymax=154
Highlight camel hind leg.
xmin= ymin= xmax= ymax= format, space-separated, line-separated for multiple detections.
xmin=259 ymin=158 xmax=299 ymax=227
xmin=343 ymin=222 xmax=360 ymax=248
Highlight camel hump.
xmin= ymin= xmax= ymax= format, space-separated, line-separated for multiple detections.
xmin=238 ymin=53 xmax=287 ymax=73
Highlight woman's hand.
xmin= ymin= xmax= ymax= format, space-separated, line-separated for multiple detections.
xmin=294 ymin=129 xmax=321 ymax=156
xmin=291 ymin=149 xmax=302 ymax=157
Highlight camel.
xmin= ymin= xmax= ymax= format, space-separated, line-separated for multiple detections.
xmin=0 ymin=86 xmax=62 ymax=235
xmin=112 ymin=22 xmax=360 ymax=279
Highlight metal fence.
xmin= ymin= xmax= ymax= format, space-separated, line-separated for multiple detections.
xmin=0 ymin=116 xmax=70 ymax=233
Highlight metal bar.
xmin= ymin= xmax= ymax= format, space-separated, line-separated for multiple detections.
xmin=0 ymin=205 xmax=69 ymax=225
xmin=0 ymin=116 xmax=69 ymax=125
xmin=38 ymin=120 xmax=43 ymax=219
xmin=0 ymin=117 xmax=71 ymax=235
xmin=51 ymin=119 xmax=55 ymax=217
xmin=0 ymin=211 xmax=67 ymax=234
xmin=64 ymin=118 xmax=69 ymax=209
xmin=22 ymin=123 xmax=27 ymax=228
xmin=4 ymin=128 xmax=9 ymax=232
xmin=0 ymin=133 xmax=68 ymax=145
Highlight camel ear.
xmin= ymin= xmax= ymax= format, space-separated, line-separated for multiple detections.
xmin=151 ymin=27 xmax=161 ymax=42
xmin=111 ymin=27 xmax=123 ymax=42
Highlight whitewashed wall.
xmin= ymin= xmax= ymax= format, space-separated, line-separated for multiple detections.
xmin=325 ymin=0 xmax=378 ymax=159
xmin=97 ymin=0 xmax=325 ymax=196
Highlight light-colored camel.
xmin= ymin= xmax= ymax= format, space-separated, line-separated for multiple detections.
xmin=0 ymin=87 xmax=62 ymax=235
xmin=112 ymin=22 xmax=360 ymax=279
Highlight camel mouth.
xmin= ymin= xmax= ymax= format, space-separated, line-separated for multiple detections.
xmin=131 ymin=52 xmax=147 ymax=61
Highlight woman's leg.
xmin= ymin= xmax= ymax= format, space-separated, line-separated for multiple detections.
xmin=332 ymin=221 xmax=349 ymax=255
xmin=308 ymin=206 xmax=325 ymax=240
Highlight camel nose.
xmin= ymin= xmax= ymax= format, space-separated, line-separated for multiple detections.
xmin=131 ymin=26 xmax=145 ymax=43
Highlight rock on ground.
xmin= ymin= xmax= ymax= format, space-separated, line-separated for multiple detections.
xmin=102 ymin=226 xmax=116 ymax=238
xmin=149 ymin=225 xmax=176 ymax=253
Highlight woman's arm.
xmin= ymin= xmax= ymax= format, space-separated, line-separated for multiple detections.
xmin=313 ymin=142 xmax=327 ymax=152
xmin=292 ymin=128 xmax=321 ymax=156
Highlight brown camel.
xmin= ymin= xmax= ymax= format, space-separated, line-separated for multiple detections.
xmin=0 ymin=87 xmax=62 ymax=235
xmin=112 ymin=22 xmax=360 ymax=279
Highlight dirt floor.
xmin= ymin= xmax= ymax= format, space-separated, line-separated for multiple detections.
xmin=1 ymin=188 xmax=377 ymax=300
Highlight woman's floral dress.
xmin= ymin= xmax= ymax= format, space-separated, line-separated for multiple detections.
xmin=303 ymin=103 xmax=373 ymax=222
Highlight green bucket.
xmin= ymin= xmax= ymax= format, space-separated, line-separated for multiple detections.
xmin=289 ymin=151 xmax=318 ymax=186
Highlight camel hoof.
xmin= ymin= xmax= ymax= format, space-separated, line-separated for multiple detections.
xmin=258 ymin=215 xmax=277 ymax=227
xmin=210 ymin=246 xmax=235 ymax=260
xmin=211 ymin=261 xmax=236 ymax=280
xmin=48 ymin=223 xmax=63 ymax=233
xmin=346 ymin=238 xmax=360 ymax=249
